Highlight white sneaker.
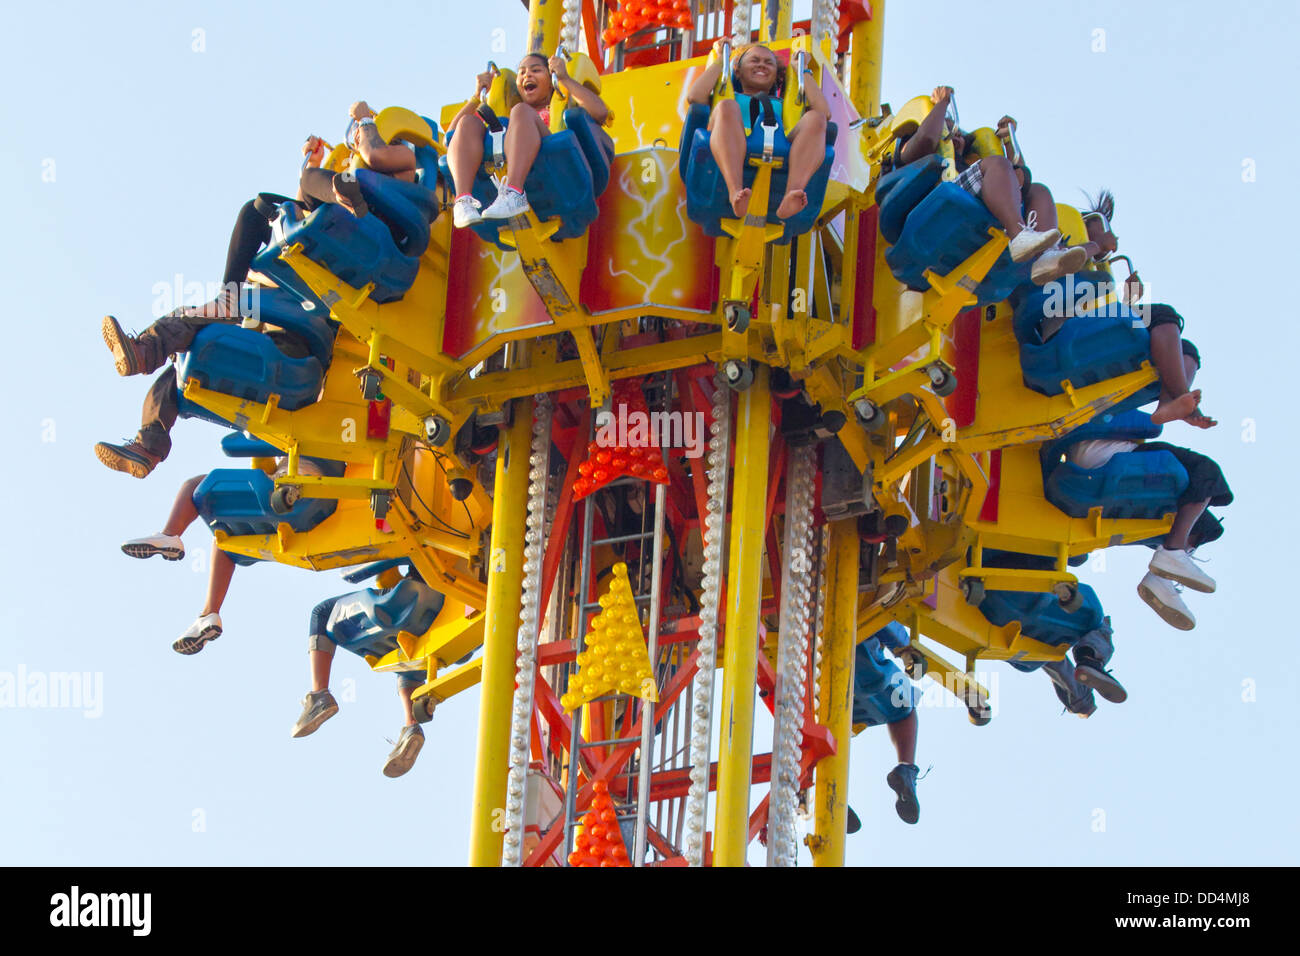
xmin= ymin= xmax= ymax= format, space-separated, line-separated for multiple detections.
xmin=480 ymin=186 xmax=530 ymax=220
xmin=451 ymin=195 xmax=482 ymax=228
xmin=1008 ymin=211 xmax=1061 ymax=263
xmin=121 ymin=533 xmax=185 ymax=561
xmin=1149 ymin=545 xmax=1216 ymax=593
xmin=173 ymin=613 xmax=222 ymax=655
xmin=1137 ymin=572 xmax=1195 ymax=631
xmin=1031 ymin=244 xmax=1089 ymax=284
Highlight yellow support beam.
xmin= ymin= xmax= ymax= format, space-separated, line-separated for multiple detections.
xmin=527 ymin=0 xmax=562 ymax=55
xmin=761 ymin=0 xmax=793 ymax=43
xmin=468 ymin=402 xmax=532 ymax=866
xmin=810 ymin=519 xmax=858 ymax=867
xmin=713 ymin=365 xmax=771 ymax=867
xmin=848 ymin=0 xmax=885 ymax=118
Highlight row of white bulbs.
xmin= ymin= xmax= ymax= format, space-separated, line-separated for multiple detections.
xmin=767 ymin=446 xmax=817 ymax=866
xmin=683 ymin=371 xmax=733 ymax=865
xmin=560 ymin=0 xmax=583 ymax=53
xmin=501 ymin=393 xmax=555 ymax=866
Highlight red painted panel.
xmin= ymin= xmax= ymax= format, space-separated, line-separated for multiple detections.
xmin=852 ymin=207 xmax=877 ymax=349
xmin=978 ymin=449 xmax=1002 ymax=523
xmin=946 ymin=307 xmax=981 ymax=427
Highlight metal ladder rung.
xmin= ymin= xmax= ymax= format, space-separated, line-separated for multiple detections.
xmin=580 ymin=593 xmax=652 ymax=610
xmin=584 ymin=691 xmax=640 ymax=704
xmin=590 ymin=529 xmax=657 ymax=547
xmin=579 ymin=735 xmax=642 ymax=749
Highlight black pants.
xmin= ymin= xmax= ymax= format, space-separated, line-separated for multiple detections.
xmin=1134 ymin=442 xmax=1233 ymax=509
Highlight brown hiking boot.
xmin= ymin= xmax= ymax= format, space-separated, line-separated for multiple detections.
xmin=102 ymin=316 xmax=151 ymax=376
xmin=94 ymin=440 xmax=161 ymax=478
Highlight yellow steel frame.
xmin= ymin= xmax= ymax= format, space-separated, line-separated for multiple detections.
xmin=713 ymin=364 xmax=772 ymax=866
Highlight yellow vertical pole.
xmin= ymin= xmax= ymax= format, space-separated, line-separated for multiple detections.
xmin=810 ymin=519 xmax=858 ymax=867
xmin=713 ymin=365 xmax=771 ymax=867
xmin=848 ymin=0 xmax=885 ymax=118
xmin=527 ymin=0 xmax=562 ymax=55
xmin=468 ymin=401 xmax=532 ymax=866
xmin=761 ymin=0 xmax=793 ymax=43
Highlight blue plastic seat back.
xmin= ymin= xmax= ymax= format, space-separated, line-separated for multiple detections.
xmin=1036 ymin=410 xmax=1187 ymax=520
xmin=354 ymin=144 xmax=441 ymax=259
xmin=1042 ymin=408 xmax=1162 ymax=462
xmin=174 ymin=324 xmax=325 ymax=427
xmin=1018 ymin=315 xmax=1152 ymax=398
xmin=564 ymin=108 xmax=615 ymax=198
xmin=1040 ymin=409 xmax=1186 ymax=519
xmin=884 ymin=182 xmax=1031 ymax=305
xmin=325 ymin=579 xmax=447 ymax=660
xmin=679 ymin=100 xmax=835 ymax=244
xmin=978 ymin=583 xmax=1105 ymax=646
xmin=252 ymin=200 xmax=418 ymax=304
xmin=1010 ymin=271 xmax=1160 ymax=399
xmin=244 ymin=285 xmax=337 ymax=367
xmin=220 ymin=432 xmax=282 ymax=457
xmin=1012 ymin=271 xmax=1142 ymax=344
xmin=875 ymin=154 xmax=943 ymax=245
xmin=1043 ymin=449 xmax=1187 ymax=520
xmin=193 ymin=467 xmax=340 ymax=539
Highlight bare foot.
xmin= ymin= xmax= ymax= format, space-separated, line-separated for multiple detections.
xmin=1187 ymin=411 xmax=1218 ymax=429
xmin=730 ymin=187 xmax=752 ymax=218
xmin=1151 ymin=390 xmax=1200 ymax=426
xmin=776 ymin=188 xmax=808 ymax=220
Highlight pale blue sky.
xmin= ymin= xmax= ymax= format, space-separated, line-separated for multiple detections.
xmin=1 ymin=0 xmax=1295 ymax=865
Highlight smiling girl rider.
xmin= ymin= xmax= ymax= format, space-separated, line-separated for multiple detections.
xmin=445 ymin=52 xmax=611 ymax=226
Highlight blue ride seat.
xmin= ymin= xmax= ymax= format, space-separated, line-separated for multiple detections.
xmin=975 ymin=550 xmax=1106 ymax=661
xmin=219 ymin=431 xmax=282 ymax=458
xmin=439 ymin=107 xmax=614 ymax=250
xmin=978 ymin=584 xmax=1105 ymax=647
xmin=1011 ymin=272 xmax=1159 ymax=400
xmin=252 ymin=140 xmax=442 ymax=304
xmin=325 ymin=578 xmax=446 ymax=661
xmin=193 ymin=463 xmax=345 ymax=565
xmin=678 ymin=100 xmax=836 ymax=244
xmin=875 ymin=153 xmax=944 ymax=245
xmin=354 ymin=143 xmax=442 ymax=257
xmin=173 ymin=286 xmax=337 ymax=428
xmin=1039 ymin=409 xmax=1187 ymax=520
xmin=883 ymin=181 xmax=1031 ymax=305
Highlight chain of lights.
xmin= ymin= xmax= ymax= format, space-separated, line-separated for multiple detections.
xmin=730 ymin=0 xmax=753 ymax=45
xmin=812 ymin=0 xmax=841 ymax=46
xmin=501 ymin=393 xmax=553 ymax=866
xmin=811 ymin=525 xmax=828 ymax=719
xmin=684 ymin=371 xmax=732 ymax=865
xmin=560 ymin=0 xmax=582 ymax=53
xmin=766 ymin=444 xmax=816 ymax=866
